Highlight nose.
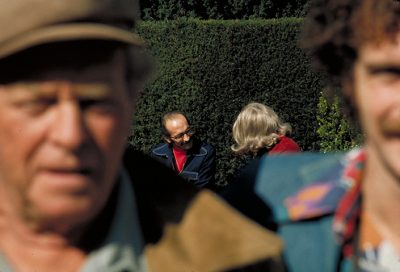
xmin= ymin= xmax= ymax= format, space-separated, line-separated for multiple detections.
xmin=183 ymin=133 xmax=190 ymax=142
xmin=49 ymin=101 xmax=89 ymax=150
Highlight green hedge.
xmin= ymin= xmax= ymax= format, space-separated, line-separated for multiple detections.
xmin=131 ymin=19 xmax=324 ymax=186
xmin=139 ymin=0 xmax=310 ymax=20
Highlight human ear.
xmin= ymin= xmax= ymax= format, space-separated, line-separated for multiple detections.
xmin=164 ymin=136 xmax=172 ymax=144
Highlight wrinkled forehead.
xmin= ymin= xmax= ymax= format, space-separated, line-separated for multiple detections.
xmin=0 ymin=40 xmax=127 ymax=85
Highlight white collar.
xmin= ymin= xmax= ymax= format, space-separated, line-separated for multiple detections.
xmin=81 ymin=168 xmax=148 ymax=272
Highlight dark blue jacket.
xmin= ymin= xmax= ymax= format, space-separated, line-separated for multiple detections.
xmin=150 ymin=138 xmax=216 ymax=188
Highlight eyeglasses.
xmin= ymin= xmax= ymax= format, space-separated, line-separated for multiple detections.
xmin=170 ymin=128 xmax=195 ymax=141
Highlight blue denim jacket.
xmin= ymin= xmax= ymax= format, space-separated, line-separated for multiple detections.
xmin=150 ymin=138 xmax=216 ymax=188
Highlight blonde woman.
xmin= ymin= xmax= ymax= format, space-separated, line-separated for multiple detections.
xmin=221 ymin=103 xmax=300 ymax=228
xmin=232 ymin=102 xmax=300 ymax=157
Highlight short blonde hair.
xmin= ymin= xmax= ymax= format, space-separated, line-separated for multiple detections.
xmin=231 ymin=102 xmax=292 ymax=156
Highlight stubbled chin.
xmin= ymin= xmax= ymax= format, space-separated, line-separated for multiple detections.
xmin=23 ymin=175 xmax=102 ymax=224
xmin=34 ymin=171 xmax=97 ymax=194
xmin=23 ymin=194 xmax=102 ymax=231
xmin=367 ymin=139 xmax=400 ymax=180
xmin=181 ymin=143 xmax=193 ymax=150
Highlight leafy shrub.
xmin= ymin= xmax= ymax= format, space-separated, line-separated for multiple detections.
xmin=317 ymin=93 xmax=362 ymax=152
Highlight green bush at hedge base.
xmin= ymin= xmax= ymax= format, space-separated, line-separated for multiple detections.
xmin=131 ymin=19 xmax=323 ymax=187
xmin=317 ymin=94 xmax=362 ymax=152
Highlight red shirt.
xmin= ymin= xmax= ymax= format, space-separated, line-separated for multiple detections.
xmin=269 ymin=135 xmax=301 ymax=154
xmin=173 ymin=146 xmax=187 ymax=173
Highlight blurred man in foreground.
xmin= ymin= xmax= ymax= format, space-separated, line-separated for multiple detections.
xmin=0 ymin=0 xmax=283 ymax=271
xmin=224 ymin=0 xmax=400 ymax=271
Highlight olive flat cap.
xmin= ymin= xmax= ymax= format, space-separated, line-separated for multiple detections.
xmin=0 ymin=0 xmax=143 ymax=59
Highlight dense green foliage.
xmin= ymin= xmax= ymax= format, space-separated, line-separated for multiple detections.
xmin=139 ymin=0 xmax=310 ymax=20
xmin=131 ymin=19 xmax=324 ymax=187
xmin=317 ymin=94 xmax=362 ymax=152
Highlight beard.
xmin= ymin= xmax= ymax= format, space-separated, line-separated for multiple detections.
xmin=176 ymin=138 xmax=193 ymax=150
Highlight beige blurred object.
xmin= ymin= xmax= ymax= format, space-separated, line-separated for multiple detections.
xmin=0 ymin=0 xmax=143 ymax=59
xmin=146 ymin=190 xmax=284 ymax=272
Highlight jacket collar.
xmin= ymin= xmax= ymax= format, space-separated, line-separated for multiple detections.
xmin=277 ymin=149 xmax=365 ymax=226
xmin=81 ymin=169 xmax=147 ymax=271
xmin=332 ymin=149 xmax=365 ymax=245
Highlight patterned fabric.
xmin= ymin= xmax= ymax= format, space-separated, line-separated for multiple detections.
xmin=358 ymin=212 xmax=400 ymax=272
xmin=283 ymin=148 xmax=400 ymax=272
xmin=285 ymin=180 xmax=344 ymax=220
xmin=283 ymin=149 xmax=365 ymax=222
xmin=332 ymin=149 xmax=365 ymax=258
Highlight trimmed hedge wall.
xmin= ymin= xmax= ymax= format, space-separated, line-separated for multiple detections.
xmin=131 ymin=19 xmax=324 ymax=186
xmin=139 ymin=0 xmax=310 ymax=20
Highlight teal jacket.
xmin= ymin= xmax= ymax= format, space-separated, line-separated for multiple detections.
xmin=223 ymin=152 xmax=359 ymax=272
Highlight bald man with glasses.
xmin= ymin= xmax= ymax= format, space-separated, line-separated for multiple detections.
xmin=150 ymin=111 xmax=216 ymax=189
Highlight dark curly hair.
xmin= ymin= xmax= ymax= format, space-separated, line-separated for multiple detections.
xmin=301 ymin=0 xmax=400 ymax=88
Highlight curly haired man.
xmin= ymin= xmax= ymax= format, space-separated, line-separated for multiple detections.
xmin=223 ymin=0 xmax=400 ymax=271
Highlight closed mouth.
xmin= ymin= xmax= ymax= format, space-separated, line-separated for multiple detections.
xmin=384 ymin=131 xmax=400 ymax=138
xmin=44 ymin=166 xmax=94 ymax=176
xmin=381 ymin=122 xmax=400 ymax=137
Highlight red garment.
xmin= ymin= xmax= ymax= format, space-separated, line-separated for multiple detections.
xmin=173 ymin=146 xmax=187 ymax=173
xmin=269 ymin=135 xmax=301 ymax=154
